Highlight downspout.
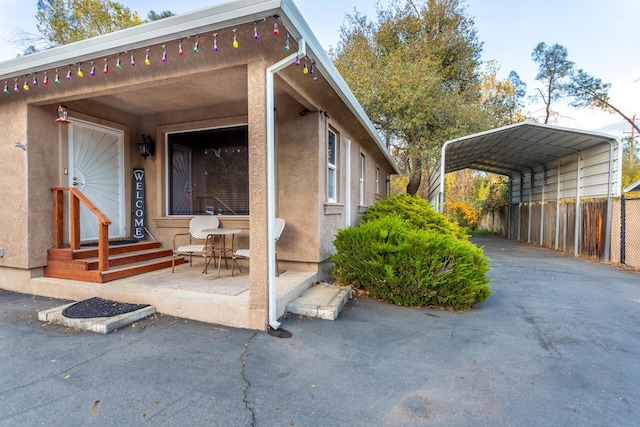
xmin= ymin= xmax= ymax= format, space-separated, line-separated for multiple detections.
xmin=266 ymin=38 xmax=306 ymax=330
xmin=345 ymin=139 xmax=351 ymax=227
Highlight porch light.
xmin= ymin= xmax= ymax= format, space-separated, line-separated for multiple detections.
xmin=138 ymin=134 xmax=155 ymax=159
xmin=55 ymin=104 xmax=70 ymax=124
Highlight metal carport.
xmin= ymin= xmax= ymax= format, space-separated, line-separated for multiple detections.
xmin=427 ymin=121 xmax=622 ymax=262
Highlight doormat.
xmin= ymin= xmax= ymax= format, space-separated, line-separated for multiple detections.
xmin=62 ymin=297 xmax=150 ymax=319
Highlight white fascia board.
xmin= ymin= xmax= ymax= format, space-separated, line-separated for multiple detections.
xmin=0 ymin=0 xmax=281 ymax=79
xmin=280 ymin=0 xmax=400 ymax=174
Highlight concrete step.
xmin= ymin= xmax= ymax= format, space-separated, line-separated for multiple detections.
xmin=38 ymin=300 xmax=156 ymax=334
xmin=286 ymin=283 xmax=351 ymax=320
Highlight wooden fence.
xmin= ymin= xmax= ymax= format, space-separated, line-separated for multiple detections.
xmin=478 ymin=200 xmax=611 ymax=261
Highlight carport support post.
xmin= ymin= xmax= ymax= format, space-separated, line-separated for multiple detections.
xmin=540 ymin=168 xmax=546 ymax=246
xmin=574 ymin=155 xmax=583 ymax=256
xmin=555 ymin=161 xmax=562 ymax=250
xmin=528 ymin=170 xmax=533 ymax=243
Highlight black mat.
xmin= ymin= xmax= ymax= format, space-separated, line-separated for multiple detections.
xmin=62 ymin=297 xmax=149 ymax=319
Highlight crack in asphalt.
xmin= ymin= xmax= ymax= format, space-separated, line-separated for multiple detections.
xmin=241 ymin=332 xmax=258 ymax=426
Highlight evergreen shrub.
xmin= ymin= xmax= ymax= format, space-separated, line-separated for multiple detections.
xmin=331 ymin=196 xmax=490 ymax=310
xmin=361 ymin=194 xmax=467 ymax=240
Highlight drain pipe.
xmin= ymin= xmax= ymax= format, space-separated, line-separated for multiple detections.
xmin=265 ymin=38 xmax=306 ymax=330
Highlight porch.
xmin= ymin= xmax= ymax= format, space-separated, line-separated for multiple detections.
xmin=29 ymin=261 xmax=317 ymax=329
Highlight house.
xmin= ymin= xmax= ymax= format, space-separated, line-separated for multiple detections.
xmin=0 ymin=0 xmax=398 ymax=330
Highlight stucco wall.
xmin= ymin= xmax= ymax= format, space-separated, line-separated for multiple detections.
xmin=0 ymin=100 xmax=29 ymax=269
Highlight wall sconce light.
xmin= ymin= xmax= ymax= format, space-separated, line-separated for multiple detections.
xmin=55 ymin=104 xmax=70 ymax=123
xmin=138 ymin=134 xmax=155 ymax=159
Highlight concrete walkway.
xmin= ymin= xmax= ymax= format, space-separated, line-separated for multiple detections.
xmin=1 ymin=236 xmax=639 ymax=426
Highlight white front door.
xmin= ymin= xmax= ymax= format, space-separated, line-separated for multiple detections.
xmin=68 ymin=120 xmax=126 ymax=241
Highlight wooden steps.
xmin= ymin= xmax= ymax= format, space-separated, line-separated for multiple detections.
xmin=44 ymin=241 xmax=184 ymax=283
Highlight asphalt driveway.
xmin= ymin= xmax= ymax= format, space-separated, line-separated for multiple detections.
xmin=1 ymin=236 xmax=639 ymax=426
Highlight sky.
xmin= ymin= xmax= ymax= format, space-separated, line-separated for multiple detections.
xmin=1 ymin=0 xmax=639 ymax=139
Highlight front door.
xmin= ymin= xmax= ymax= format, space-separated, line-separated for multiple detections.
xmin=68 ymin=120 xmax=126 ymax=241
xmin=170 ymin=144 xmax=193 ymax=215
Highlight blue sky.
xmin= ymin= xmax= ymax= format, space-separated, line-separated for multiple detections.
xmin=1 ymin=0 xmax=639 ymax=137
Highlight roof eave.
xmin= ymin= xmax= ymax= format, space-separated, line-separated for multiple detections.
xmin=0 ymin=0 xmax=282 ymax=79
xmin=279 ymin=0 xmax=399 ymax=174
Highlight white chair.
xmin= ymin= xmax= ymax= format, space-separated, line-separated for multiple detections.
xmin=232 ymin=218 xmax=285 ymax=277
xmin=172 ymin=216 xmax=219 ymax=273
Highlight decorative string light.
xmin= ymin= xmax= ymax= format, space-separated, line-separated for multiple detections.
xmin=2 ymin=18 xmax=321 ymax=97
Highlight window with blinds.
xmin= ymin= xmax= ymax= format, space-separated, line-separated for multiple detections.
xmin=168 ymin=125 xmax=249 ymax=216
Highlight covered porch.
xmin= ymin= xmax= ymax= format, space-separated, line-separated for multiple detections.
xmin=28 ymin=261 xmax=316 ymax=329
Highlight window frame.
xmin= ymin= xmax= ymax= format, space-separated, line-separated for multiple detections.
xmin=327 ymin=129 xmax=338 ymax=203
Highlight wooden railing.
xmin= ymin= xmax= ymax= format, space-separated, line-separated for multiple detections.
xmin=52 ymin=187 xmax=112 ymax=272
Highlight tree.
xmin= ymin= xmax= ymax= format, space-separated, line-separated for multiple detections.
xmin=531 ymin=42 xmax=573 ymax=124
xmin=147 ymin=10 xmax=174 ymax=21
xmin=332 ymin=0 xmax=489 ymax=196
xmin=479 ymin=61 xmax=528 ymax=127
xmin=35 ymin=0 xmax=145 ymax=46
xmin=566 ymin=68 xmax=640 ymax=136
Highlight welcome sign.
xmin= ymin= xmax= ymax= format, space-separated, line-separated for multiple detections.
xmin=132 ymin=168 xmax=145 ymax=240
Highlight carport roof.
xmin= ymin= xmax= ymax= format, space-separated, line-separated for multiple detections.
xmin=624 ymin=178 xmax=640 ymax=193
xmin=440 ymin=120 xmax=619 ymax=177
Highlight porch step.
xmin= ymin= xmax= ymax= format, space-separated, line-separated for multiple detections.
xmin=286 ymin=283 xmax=352 ymax=320
xmin=44 ymin=242 xmax=184 ymax=283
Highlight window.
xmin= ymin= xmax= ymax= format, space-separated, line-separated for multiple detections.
xmin=376 ymin=167 xmax=380 ymax=194
xmin=167 ymin=125 xmax=249 ymax=215
xmin=359 ymin=153 xmax=365 ymax=205
xmin=327 ymin=129 xmax=337 ymax=202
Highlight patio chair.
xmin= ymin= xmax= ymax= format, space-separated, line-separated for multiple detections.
xmin=172 ymin=215 xmax=219 ymax=273
xmin=232 ymin=217 xmax=285 ymax=277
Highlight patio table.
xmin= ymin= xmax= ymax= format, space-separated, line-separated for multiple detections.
xmin=203 ymin=228 xmax=242 ymax=277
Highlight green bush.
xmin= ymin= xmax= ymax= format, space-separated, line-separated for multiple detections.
xmin=362 ymin=194 xmax=467 ymax=240
xmin=331 ymin=207 xmax=491 ymax=311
